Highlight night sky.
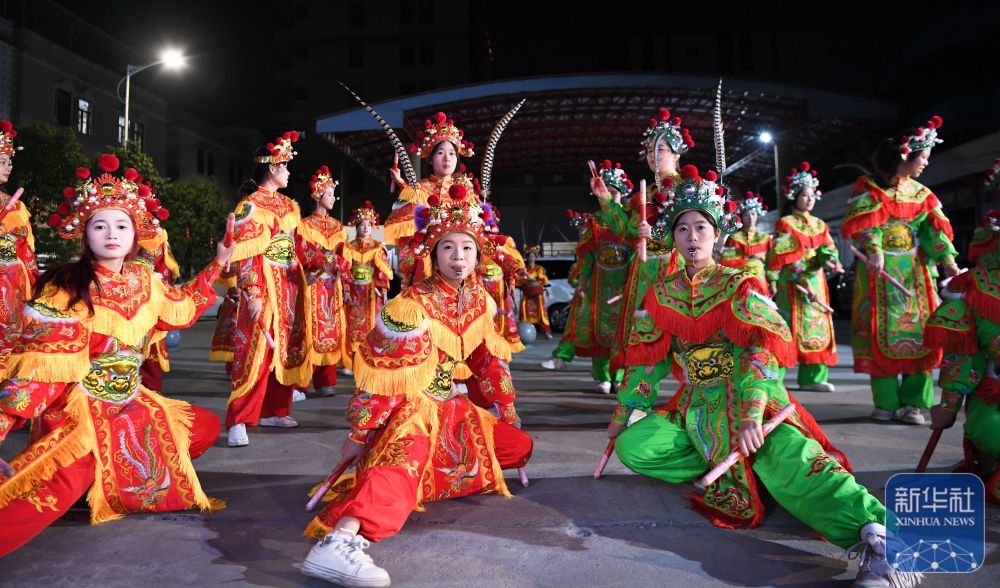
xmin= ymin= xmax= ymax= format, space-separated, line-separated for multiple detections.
xmin=57 ymin=1 xmax=1000 ymax=133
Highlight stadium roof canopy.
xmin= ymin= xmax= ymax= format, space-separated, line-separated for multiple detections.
xmin=316 ymin=73 xmax=897 ymax=187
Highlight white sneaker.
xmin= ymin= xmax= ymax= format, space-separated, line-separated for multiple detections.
xmin=227 ymin=423 xmax=249 ymax=447
xmin=799 ymin=382 xmax=836 ymax=392
xmin=894 ymin=406 xmax=926 ymax=425
xmin=259 ymin=415 xmax=299 ymax=428
xmin=339 ymin=368 xmax=354 ymax=376
xmin=316 ymin=386 xmax=337 ymax=398
xmin=292 ymin=390 xmax=308 ymax=403
xmin=849 ymin=522 xmax=923 ymax=587
xmin=541 ymin=358 xmax=567 ymax=370
xmin=544 ymin=332 xmax=553 ymax=340
xmin=627 ymin=410 xmax=646 ymax=426
xmin=870 ymin=408 xmax=893 ymax=422
xmin=595 ymin=381 xmax=612 ymax=394
xmin=301 ymin=533 xmax=391 ymax=587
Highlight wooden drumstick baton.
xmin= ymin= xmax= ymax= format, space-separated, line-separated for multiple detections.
xmin=0 ymin=187 xmax=24 ymax=225
xmin=850 ymin=245 xmax=914 ymax=298
xmin=637 ymin=180 xmax=647 ymax=262
xmin=593 ymin=438 xmax=616 ymax=479
xmin=306 ymin=455 xmax=359 ymax=511
xmin=915 ymin=428 xmax=944 ymax=473
xmin=694 ymin=403 xmax=796 ymax=491
xmin=793 ymin=283 xmax=834 ymax=314
xmin=223 ymin=213 xmax=235 ymax=271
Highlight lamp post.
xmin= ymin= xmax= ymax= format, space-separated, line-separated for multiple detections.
xmin=117 ymin=48 xmax=185 ymax=146
xmin=758 ymin=131 xmax=781 ymax=214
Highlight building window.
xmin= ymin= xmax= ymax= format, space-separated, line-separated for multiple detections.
xmin=197 ymin=148 xmax=215 ymax=177
xmin=207 ymin=152 xmax=215 ymax=177
xmin=400 ymin=0 xmax=415 ymax=24
xmin=349 ymin=0 xmax=363 ymax=26
xmin=55 ymin=88 xmax=72 ymax=126
xmin=349 ymin=44 xmax=364 ymax=68
xmin=418 ymin=41 xmax=433 ymax=65
xmin=418 ymin=0 xmax=434 ymax=23
xmin=75 ymin=98 xmax=92 ymax=135
xmin=400 ymin=41 xmax=415 ymax=66
xmin=118 ymin=116 xmax=145 ymax=147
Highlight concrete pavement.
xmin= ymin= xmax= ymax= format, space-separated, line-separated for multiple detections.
xmin=0 ymin=319 xmax=994 ymax=586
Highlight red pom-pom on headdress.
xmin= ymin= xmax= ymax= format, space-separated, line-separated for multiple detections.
xmin=76 ymin=167 xmax=91 ymax=180
xmin=799 ymin=161 xmax=811 ymax=172
xmin=449 ymin=184 xmax=467 ymax=201
xmin=658 ymin=108 xmax=670 ymax=120
xmin=62 ymin=186 xmax=76 ymax=200
xmin=680 ymin=164 xmax=699 ymax=180
xmin=97 ymin=154 xmax=120 ymax=172
xmin=0 ymin=120 xmax=12 ymax=133
xmin=704 ymin=170 xmax=718 ymax=182
xmin=123 ymin=167 xmax=139 ymax=181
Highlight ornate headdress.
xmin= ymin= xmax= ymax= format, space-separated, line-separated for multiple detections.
xmin=255 ymin=130 xmax=300 ymax=164
xmin=48 ymin=153 xmax=167 ymax=240
xmin=640 ymin=108 xmax=694 ymax=159
xmin=598 ymin=160 xmax=634 ymax=197
xmin=309 ymin=165 xmax=338 ymax=199
xmin=410 ymin=185 xmax=497 ymax=257
xmin=783 ymin=161 xmax=822 ymax=200
xmin=350 ymin=200 xmax=380 ymax=227
xmin=899 ymin=116 xmax=943 ymax=160
xmin=566 ymin=209 xmax=590 ymax=228
xmin=0 ymin=120 xmax=22 ymax=158
xmin=650 ymin=165 xmax=741 ymax=239
xmin=985 ymin=157 xmax=1000 ymax=197
xmin=410 ymin=111 xmax=474 ymax=159
xmin=523 ymin=244 xmax=542 ymax=257
xmin=739 ymin=191 xmax=767 ymax=215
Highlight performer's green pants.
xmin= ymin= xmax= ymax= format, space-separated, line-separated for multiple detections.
xmin=615 ymin=413 xmax=884 ymax=549
xmin=552 ymin=342 xmax=623 ymax=383
xmin=871 ymin=372 xmax=934 ymax=410
xmin=779 ymin=364 xmax=829 ymax=386
xmin=966 ymin=395 xmax=1000 ymax=459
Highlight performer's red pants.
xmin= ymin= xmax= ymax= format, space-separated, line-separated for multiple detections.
xmin=319 ymin=422 xmax=532 ymax=542
xmin=225 ymin=346 xmax=293 ymax=429
xmin=313 ymin=365 xmax=337 ymax=389
xmin=0 ymin=406 xmax=219 ymax=557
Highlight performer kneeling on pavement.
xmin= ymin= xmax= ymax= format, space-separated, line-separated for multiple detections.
xmin=0 ymin=154 xmax=233 ymax=556
xmin=923 ymin=210 xmax=1000 ymax=504
xmin=608 ymin=165 xmax=918 ymax=588
xmin=300 ymin=196 xmax=532 ymax=587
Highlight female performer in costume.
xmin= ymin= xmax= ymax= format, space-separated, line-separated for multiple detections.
xmin=297 ymin=165 xmax=348 ymax=397
xmin=517 ymin=244 xmax=552 ymax=339
xmin=339 ymin=200 xmax=392 ymax=374
xmin=544 ymin=160 xmax=632 ymax=393
xmin=923 ymin=209 xmax=1000 ymax=504
xmin=0 ymin=120 xmax=38 ymax=371
xmin=767 ymin=165 xmax=842 ymax=392
xmin=224 ymin=131 xmax=311 ymax=447
xmin=843 ymin=116 xmax=959 ymax=424
xmin=719 ymin=191 xmax=771 ymax=281
xmin=299 ymin=196 xmax=532 ymax=587
xmin=609 ymin=165 xmax=915 ymax=588
xmin=0 ymin=153 xmax=233 ymax=556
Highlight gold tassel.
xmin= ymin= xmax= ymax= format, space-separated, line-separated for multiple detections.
xmin=354 ymin=349 xmax=438 ymax=397
xmin=298 ymin=220 xmax=347 ymax=251
xmin=0 ymin=389 xmax=96 ymax=510
xmin=4 ymin=349 xmax=90 ymax=382
xmin=153 ymin=391 xmax=224 ymax=513
xmin=230 ymin=232 xmax=274 ymax=264
xmin=476 ymin=407 xmax=512 ymax=499
xmin=207 ymin=350 xmax=234 ymax=362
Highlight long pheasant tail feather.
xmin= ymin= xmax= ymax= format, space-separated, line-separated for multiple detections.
xmin=338 ymin=81 xmax=417 ymax=186
xmin=713 ymin=78 xmax=727 ymax=178
xmin=480 ymin=99 xmax=526 ymax=200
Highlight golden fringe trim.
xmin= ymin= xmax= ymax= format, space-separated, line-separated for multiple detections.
xmin=163 ymin=249 xmax=181 ymax=280
xmin=299 ymin=221 xmax=347 ymax=251
xmin=476 ymin=407 xmax=512 ymax=499
xmin=426 ymin=312 xmax=512 ymax=364
xmin=150 ymin=390 xmax=224 ymax=514
xmin=508 ymin=340 xmax=526 ymax=354
xmin=354 ymin=347 xmax=438 ymax=397
xmin=383 ymin=220 xmax=414 ymax=246
xmin=0 ymin=389 xmax=95 ymax=509
xmin=4 ymin=349 xmax=90 ymax=382
xmin=374 ymin=256 xmax=394 ymax=281
xmin=309 ymin=348 xmax=344 ymax=367
xmin=231 ymin=232 xmax=274 ymax=264
xmin=304 ymin=518 xmax=331 ymax=540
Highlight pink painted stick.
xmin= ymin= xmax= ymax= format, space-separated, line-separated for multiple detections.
xmin=518 ymin=467 xmax=529 ymax=487
xmin=637 ymin=180 xmax=647 ymax=262
xmin=606 ymin=294 xmax=623 ymax=304
xmin=0 ymin=187 xmax=24 ymax=225
xmin=223 ymin=213 xmax=235 ymax=271
xmin=593 ymin=438 xmax=616 ymax=479
xmin=694 ymin=403 xmax=796 ymax=491
xmin=256 ymin=317 xmax=276 ymax=349
xmin=793 ymin=283 xmax=834 ymax=314
xmin=306 ymin=455 xmax=357 ymax=511
xmin=850 ymin=245 xmax=914 ymax=298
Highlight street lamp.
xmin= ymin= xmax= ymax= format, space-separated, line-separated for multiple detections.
xmin=117 ymin=48 xmax=186 ymax=146
xmin=759 ymin=131 xmax=781 ymax=213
